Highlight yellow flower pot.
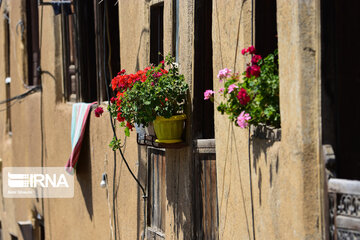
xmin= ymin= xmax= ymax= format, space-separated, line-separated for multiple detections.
xmin=153 ymin=114 xmax=186 ymax=143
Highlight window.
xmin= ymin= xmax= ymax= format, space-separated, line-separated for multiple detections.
xmin=61 ymin=1 xmax=97 ymax=102
xmin=4 ymin=11 xmax=11 ymax=134
xmin=321 ymin=0 xmax=360 ymax=180
xmin=61 ymin=4 xmax=77 ymax=101
xmin=94 ymin=0 xmax=120 ymax=101
xmin=255 ymin=0 xmax=278 ymax=56
xmin=26 ymin=0 xmax=40 ymax=86
xmin=61 ymin=1 xmax=119 ymax=102
xmin=147 ymin=148 xmax=166 ymax=238
xmin=193 ymin=0 xmax=214 ymax=139
xmin=10 ymin=234 xmax=17 ymax=240
xmin=150 ymin=3 xmax=164 ymax=65
xmin=193 ymin=140 xmax=218 ymax=239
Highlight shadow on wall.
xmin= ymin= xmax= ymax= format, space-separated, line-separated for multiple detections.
xmin=136 ymin=145 xmax=147 ymax=240
xmin=219 ymin=123 xmax=281 ymax=238
xmin=165 ymin=149 xmax=193 ymax=239
xmin=224 ymin=123 xmax=253 ymax=239
xmin=135 ymin=28 xmax=150 ymax=72
xmin=76 ymin=123 xmax=93 ymax=220
xmin=251 ymin=125 xmax=281 ymax=206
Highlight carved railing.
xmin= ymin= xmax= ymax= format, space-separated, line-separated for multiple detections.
xmin=328 ymin=178 xmax=360 ymax=240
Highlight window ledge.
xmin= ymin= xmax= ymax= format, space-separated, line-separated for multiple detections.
xmin=251 ymin=124 xmax=281 ymax=141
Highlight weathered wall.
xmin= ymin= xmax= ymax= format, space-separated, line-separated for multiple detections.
xmin=0 ymin=0 xmax=327 ymax=239
xmin=0 ymin=0 xmax=196 ymax=239
xmin=0 ymin=1 xmax=142 ymax=239
xmin=277 ymin=0 xmax=325 ymax=239
xmin=0 ymin=0 xmax=43 ymax=238
xmin=213 ymin=0 xmax=325 ymax=239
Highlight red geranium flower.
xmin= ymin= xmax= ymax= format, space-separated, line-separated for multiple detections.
xmin=117 ymin=112 xmax=125 ymax=122
xmin=247 ymin=46 xmax=256 ymax=54
xmin=237 ymin=88 xmax=251 ymax=105
xmin=126 ymin=122 xmax=133 ymax=130
xmin=246 ymin=66 xmax=252 ymax=78
xmin=250 ymin=65 xmax=261 ymax=77
xmin=251 ymin=55 xmax=262 ymax=64
xmin=94 ymin=107 xmax=104 ymax=117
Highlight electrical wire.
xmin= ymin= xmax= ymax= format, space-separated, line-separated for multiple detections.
xmin=248 ymin=2 xmax=256 ymax=240
xmin=0 ymin=86 xmax=41 ymax=105
xmin=103 ymin=5 xmax=118 ymax=240
xmin=102 ymin=3 xmax=147 ymax=239
xmin=0 ymin=99 xmax=20 ymax=112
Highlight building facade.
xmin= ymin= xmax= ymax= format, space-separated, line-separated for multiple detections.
xmin=0 ymin=0 xmax=359 ymax=239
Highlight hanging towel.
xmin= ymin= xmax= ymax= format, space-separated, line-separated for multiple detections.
xmin=65 ymin=102 xmax=97 ymax=174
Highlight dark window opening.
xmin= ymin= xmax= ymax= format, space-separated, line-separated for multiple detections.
xmin=26 ymin=0 xmax=40 ymax=86
xmin=94 ymin=0 xmax=120 ymax=102
xmin=76 ymin=1 xmax=97 ymax=102
xmin=255 ymin=0 xmax=278 ymax=57
xmin=321 ymin=0 xmax=360 ymax=180
xmin=150 ymin=3 xmax=164 ymax=65
xmin=61 ymin=2 xmax=97 ymax=102
xmin=40 ymin=219 xmax=45 ymax=240
xmin=10 ymin=234 xmax=17 ymax=240
xmin=193 ymin=0 xmax=214 ymax=139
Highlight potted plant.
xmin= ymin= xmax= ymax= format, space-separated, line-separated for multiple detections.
xmin=108 ymin=54 xmax=188 ymax=144
xmin=205 ymin=46 xmax=280 ymax=129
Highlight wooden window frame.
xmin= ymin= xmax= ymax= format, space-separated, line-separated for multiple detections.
xmin=147 ymin=148 xmax=166 ymax=238
xmin=61 ymin=1 xmax=97 ymax=102
xmin=94 ymin=0 xmax=120 ymax=102
xmin=26 ymin=0 xmax=40 ymax=86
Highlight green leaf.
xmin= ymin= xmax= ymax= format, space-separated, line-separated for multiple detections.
xmin=124 ymin=127 xmax=130 ymax=137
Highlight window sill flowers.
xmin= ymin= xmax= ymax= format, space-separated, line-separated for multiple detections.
xmin=205 ymin=46 xmax=280 ymax=129
xmin=105 ymin=54 xmax=188 ymax=145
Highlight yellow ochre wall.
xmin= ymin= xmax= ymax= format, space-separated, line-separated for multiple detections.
xmin=213 ymin=0 xmax=326 ymax=239
xmin=0 ymin=0 xmax=327 ymax=239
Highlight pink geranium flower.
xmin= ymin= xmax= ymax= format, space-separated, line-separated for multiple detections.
xmin=227 ymin=84 xmax=238 ymax=94
xmin=237 ymin=111 xmax=251 ymax=128
xmin=218 ymin=88 xmax=225 ymax=93
xmin=204 ymin=90 xmax=215 ymax=100
xmin=217 ymin=68 xmax=232 ymax=81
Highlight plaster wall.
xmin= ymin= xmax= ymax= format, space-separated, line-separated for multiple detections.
xmin=0 ymin=0 xmax=327 ymax=239
xmin=0 ymin=0 xmax=197 ymax=239
xmin=213 ymin=0 xmax=325 ymax=239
